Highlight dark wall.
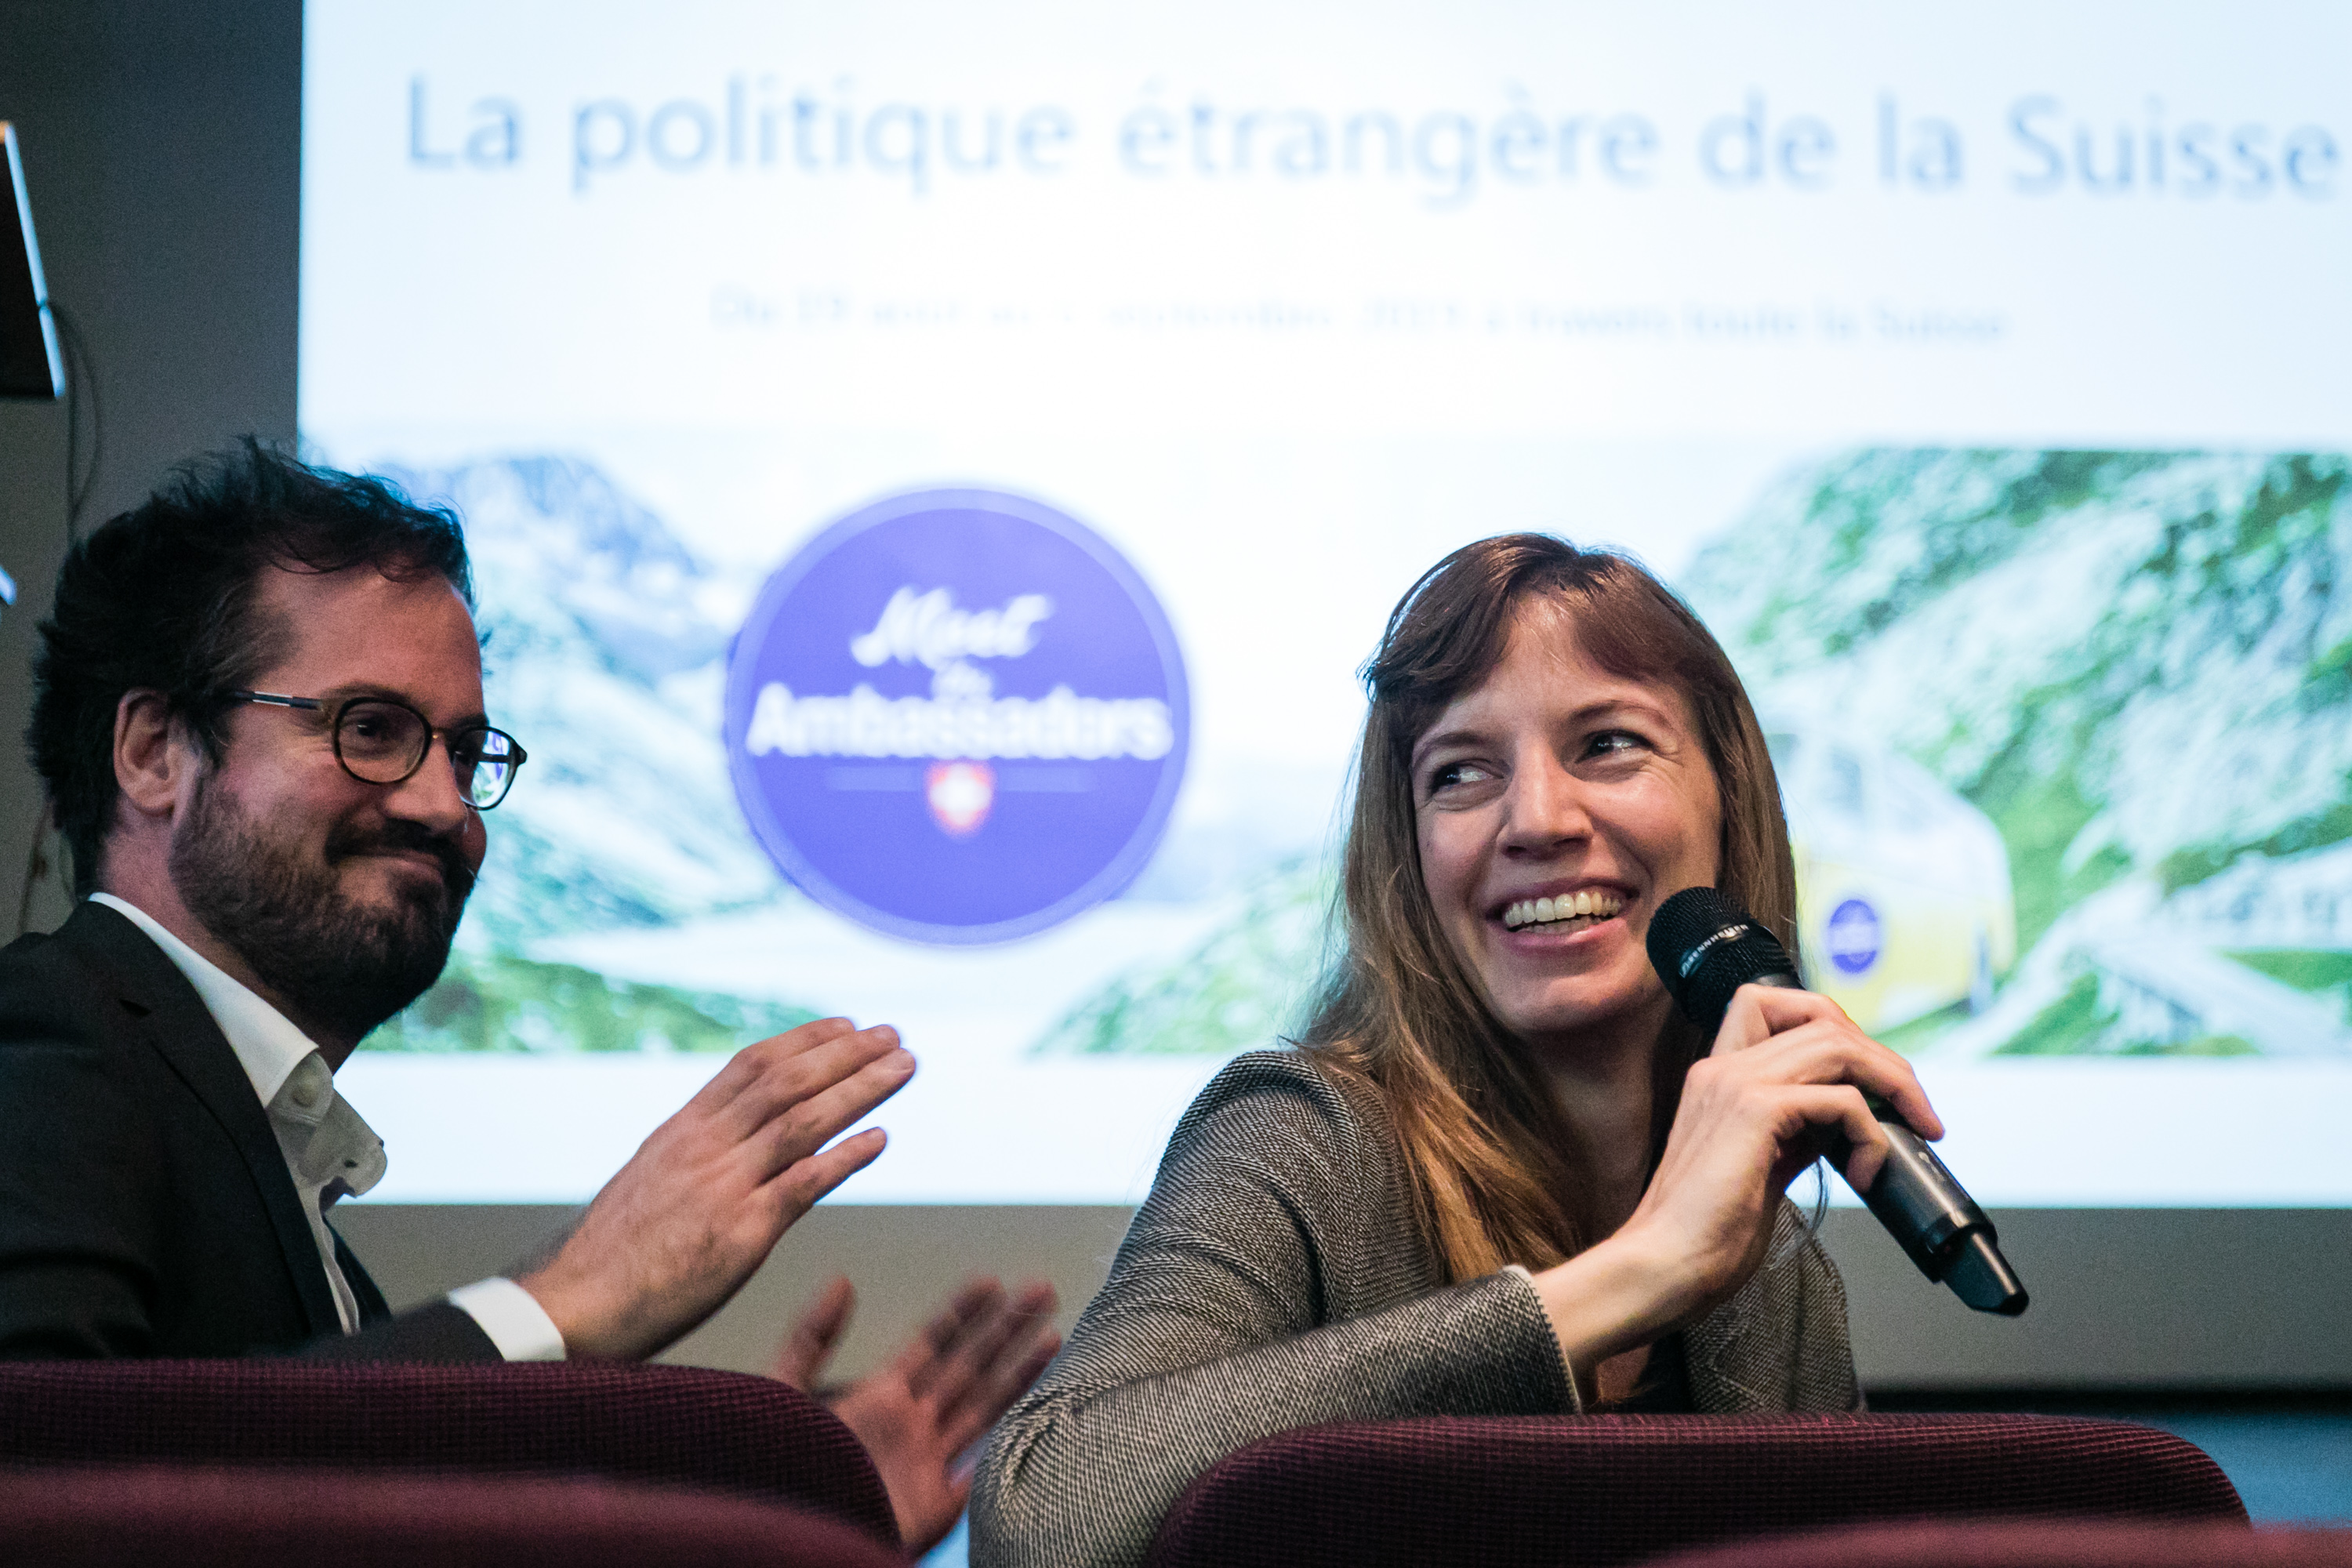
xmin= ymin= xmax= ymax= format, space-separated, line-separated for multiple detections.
xmin=335 ymin=1202 xmax=2352 ymax=1388
xmin=0 ymin=0 xmax=303 ymax=924
xmin=0 ymin=0 xmax=300 ymax=513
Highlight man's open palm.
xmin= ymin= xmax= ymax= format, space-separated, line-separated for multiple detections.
xmin=775 ymin=1274 xmax=1059 ymax=1554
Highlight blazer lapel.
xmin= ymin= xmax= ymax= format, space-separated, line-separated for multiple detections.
xmin=64 ymin=902 xmax=346 ymax=1340
xmin=332 ymin=1226 xmax=393 ymax=1327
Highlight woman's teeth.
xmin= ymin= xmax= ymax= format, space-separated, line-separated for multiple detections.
xmin=1501 ymin=890 xmax=1625 ymax=931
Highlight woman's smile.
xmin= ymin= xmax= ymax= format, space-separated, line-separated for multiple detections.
xmin=1498 ymin=886 xmax=1627 ymax=934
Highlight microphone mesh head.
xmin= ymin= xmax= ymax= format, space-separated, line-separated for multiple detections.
xmin=1646 ymin=886 xmax=1798 ymax=1035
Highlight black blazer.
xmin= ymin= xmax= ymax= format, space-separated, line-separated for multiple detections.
xmin=0 ymin=900 xmax=498 ymax=1360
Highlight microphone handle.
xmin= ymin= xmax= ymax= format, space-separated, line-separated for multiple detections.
xmin=1751 ymin=975 xmax=2028 ymax=1316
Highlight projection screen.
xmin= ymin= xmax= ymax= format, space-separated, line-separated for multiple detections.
xmin=300 ymin=0 xmax=2352 ymax=1207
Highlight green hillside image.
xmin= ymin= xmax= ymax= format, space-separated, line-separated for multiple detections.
xmin=1044 ymin=449 xmax=2352 ymax=1061
xmin=367 ymin=947 xmax=821 ymax=1054
xmin=1035 ymin=858 xmax=1330 ymax=1056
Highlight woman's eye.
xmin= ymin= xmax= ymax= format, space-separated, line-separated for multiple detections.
xmin=1585 ymin=729 xmax=1644 ymax=759
xmin=1428 ymin=760 xmax=1493 ymax=792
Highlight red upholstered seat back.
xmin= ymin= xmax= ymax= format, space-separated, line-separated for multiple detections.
xmin=1143 ymin=1414 xmax=2246 ymax=1568
xmin=0 ymin=1360 xmax=897 ymax=1547
xmin=0 ymin=1464 xmax=908 ymax=1566
xmin=1642 ymin=1519 xmax=2352 ymax=1568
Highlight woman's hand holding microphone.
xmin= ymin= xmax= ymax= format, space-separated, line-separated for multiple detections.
xmin=1527 ymin=985 xmax=1943 ymax=1395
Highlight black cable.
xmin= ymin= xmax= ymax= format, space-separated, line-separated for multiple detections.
xmin=17 ymin=307 xmax=99 ymax=931
xmin=50 ymin=303 xmax=100 ymax=538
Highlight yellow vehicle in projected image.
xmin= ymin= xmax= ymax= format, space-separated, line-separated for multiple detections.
xmin=1764 ymin=720 xmax=2017 ymax=1036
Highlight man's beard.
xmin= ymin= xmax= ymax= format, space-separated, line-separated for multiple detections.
xmin=172 ymin=775 xmax=475 ymax=1043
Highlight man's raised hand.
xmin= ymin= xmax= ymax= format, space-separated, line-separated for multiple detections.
xmin=518 ymin=1018 xmax=914 ymax=1362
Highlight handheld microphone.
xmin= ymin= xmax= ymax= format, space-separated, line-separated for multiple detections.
xmin=1645 ymin=887 xmax=2028 ymax=1316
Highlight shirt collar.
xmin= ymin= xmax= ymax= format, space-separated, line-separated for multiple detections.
xmin=89 ymin=892 xmax=324 ymax=1106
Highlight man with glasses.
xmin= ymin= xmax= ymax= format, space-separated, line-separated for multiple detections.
xmin=0 ymin=445 xmax=1052 ymax=1552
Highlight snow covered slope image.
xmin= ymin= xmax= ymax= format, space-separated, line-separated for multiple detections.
xmin=362 ymin=456 xmax=818 ymax=1052
xmin=393 ymin=456 xmax=779 ymax=938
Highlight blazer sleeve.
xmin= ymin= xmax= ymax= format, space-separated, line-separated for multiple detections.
xmin=296 ymin=1233 xmax=503 ymax=1363
xmin=303 ymin=1302 xmax=504 ymax=1363
xmin=970 ymin=1054 xmax=1577 ymax=1568
xmin=0 ymin=1035 xmax=173 ymax=1358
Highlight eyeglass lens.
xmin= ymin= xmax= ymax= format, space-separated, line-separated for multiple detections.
xmin=334 ymin=700 xmax=517 ymax=808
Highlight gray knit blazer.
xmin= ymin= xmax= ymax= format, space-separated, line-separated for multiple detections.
xmin=970 ymin=1050 xmax=1863 ymax=1568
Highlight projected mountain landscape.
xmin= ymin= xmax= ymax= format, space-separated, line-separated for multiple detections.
xmin=1690 ymin=449 xmax=2352 ymax=1058
xmin=1044 ymin=449 xmax=2352 ymax=1060
xmin=365 ymin=449 xmax=2352 ymax=1061
xmin=364 ymin=457 xmax=818 ymax=1052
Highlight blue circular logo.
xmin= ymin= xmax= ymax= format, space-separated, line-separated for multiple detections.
xmin=723 ymin=488 xmax=1190 ymax=945
xmin=1825 ymin=898 xmax=1882 ymax=976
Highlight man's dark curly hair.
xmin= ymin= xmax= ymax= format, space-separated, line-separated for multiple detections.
xmin=30 ymin=440 xmax=474 ymax=897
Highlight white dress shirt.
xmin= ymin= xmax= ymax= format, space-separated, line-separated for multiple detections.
xmin=91 ymin=894 xmax=566 ymax=1360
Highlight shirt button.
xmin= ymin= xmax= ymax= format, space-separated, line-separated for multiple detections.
xmin=289 ymin=1059 xmax=328 ymax=1112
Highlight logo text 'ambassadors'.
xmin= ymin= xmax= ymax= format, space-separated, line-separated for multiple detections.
xmin=723 ymin=488 xmax=1190 ymax=946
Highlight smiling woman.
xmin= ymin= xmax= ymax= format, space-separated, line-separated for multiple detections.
xmin=972 ymin=535 xmax=1944 ymax=1568
xmin=1336 ymin=542 xmax=1781 ymax=1282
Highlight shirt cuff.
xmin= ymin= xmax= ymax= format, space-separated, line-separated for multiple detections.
xmin=446 ymin=1276 xmax=568 ymax=1362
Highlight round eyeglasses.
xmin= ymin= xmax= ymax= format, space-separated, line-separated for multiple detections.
xmin=227 ymin=690 xmax=528 ymax=811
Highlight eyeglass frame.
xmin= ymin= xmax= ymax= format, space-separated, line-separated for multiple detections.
xmin=223 ymin=689 xmax=528 ymax=810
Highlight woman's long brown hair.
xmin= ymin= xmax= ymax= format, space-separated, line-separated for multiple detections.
xmin=1297 ymin=534 xmax=1799 ymax=1282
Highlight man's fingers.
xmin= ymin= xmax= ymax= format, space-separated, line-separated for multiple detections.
xmin=1012 ymin=1327 xmax=1061 ymax=1391
xmin=771 ymin=1275 xmax=856 ymax=1389
xmin=887 ymin=1278 xmax=998 ymax=1394
xmin=927 ymin=1279 xmax=1002 ymax=1352
xmin=936 ymin=1281 xmax=1058 ymax=1420
xmin=746 ymin=1046 xmax=917 ymax=1181
xmin=907 ymin=1279 xmax=1017 ymax=1401
xmin=989 ymin=1281 xmax=1059 ymax=1370
xmin=719 ymin=1022 xmax=902 ymax=1145
xmin=767 ymin=1124 xmax=890 ymax=1218
xmin=978 ymin=1316 xmax=1060 ymax=1416
xmin=692 ymin=1016 xmax=862 ymax=1123
xmin=942 ymin=1316 xmax=1061 ymax=1454
xmin=898 ymin=1278 xmax=1003 ymax=1388
xmin=719 ymin=1024 xmax=909 ymax=1143
xmin=1006 ymin=1279 xmax=1058 ymax=1323
xmin=938 ymin=1279 xmax=1035 ymax=1374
